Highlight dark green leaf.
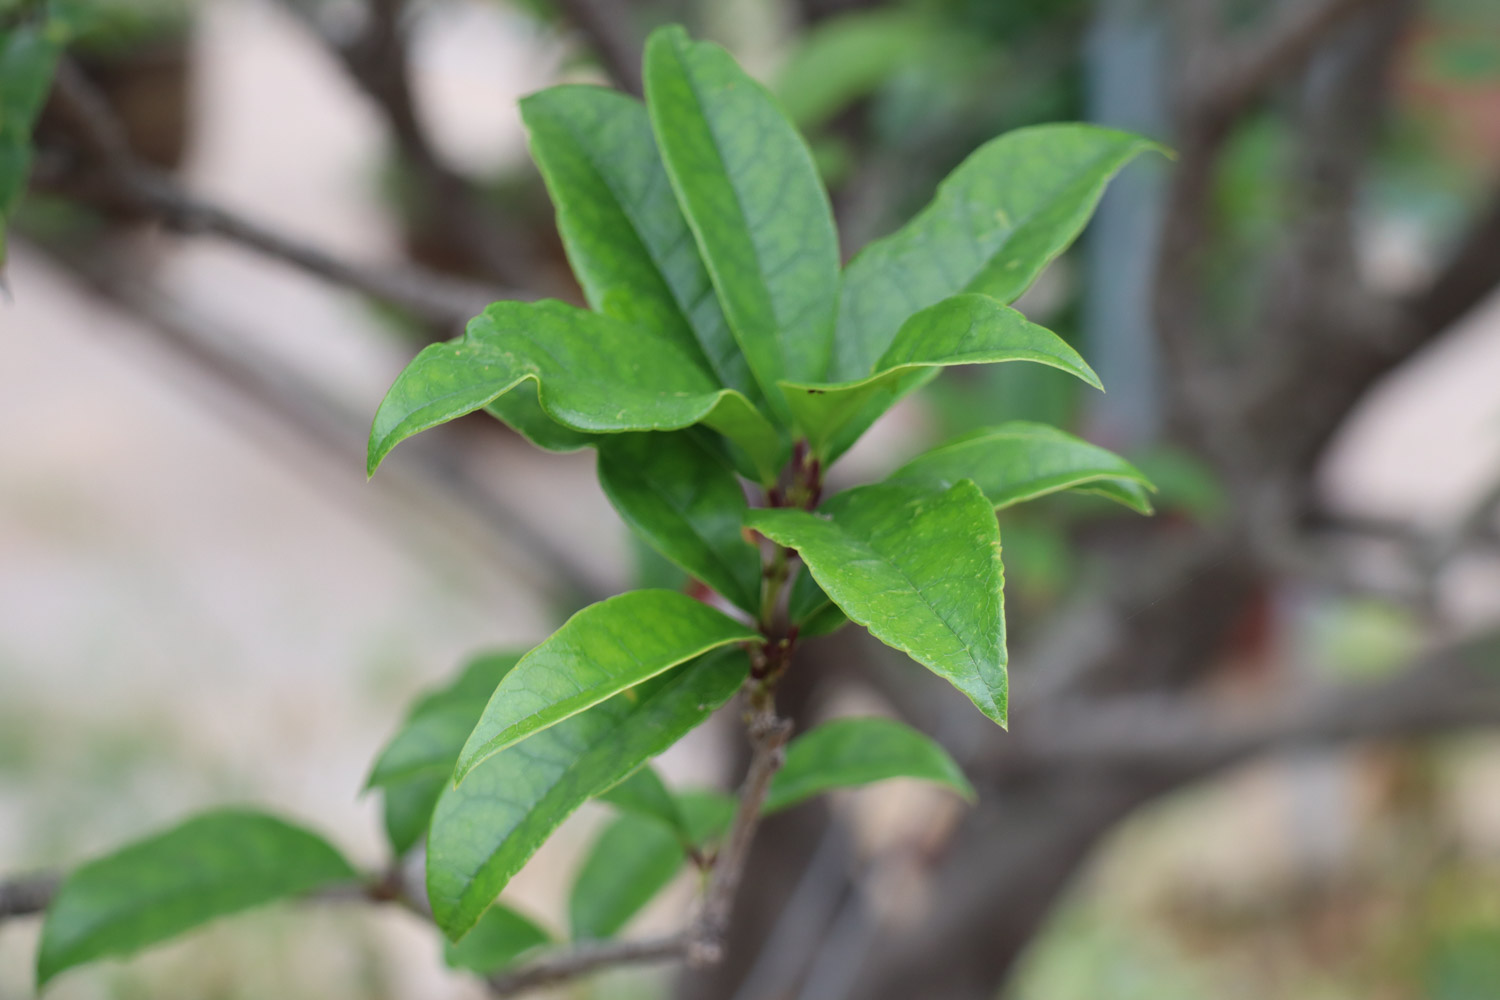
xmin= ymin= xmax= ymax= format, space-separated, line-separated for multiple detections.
xmin=764 ymin=717 xmax=974 ymax=813
xmin=37 ymin=810 xmax=357 ymax=986
xmin=444 ymin=904 xmax=551 ymax=975
xmin=644 ymin=25 xmax=840 ymax=416
xmin=889 ymin=421 xmax=1155 ymax=514
xmin=597 ymin=765 xmax=688 ymax=839
xmin=455 ymin=590 xmax=755 ymax=782
xmin=381 ymin=778 xmax=443 ymax=858
xmin=832 ymin=124 xmax=1162 ymax=380
xmin=366 ymin=299 xmax=783 ymax=483
xmin=521 ymin=85 xmax=754 ymax=397
xmin=678 ymin=789 xmax=736 ymax=847
xmin=369 ymin=651 xmax=523 ymax=855
xmin=597 ymin=431 xmax=762 ymax=612
xmin=426 ymin=648 xmax=749 ymax=940
xmin=370 ymin=651 xmax=523 ymax=789
xmin=485 ymin=384 xmax=594 ymax=452
xmin=569 ymin=813 xmax=685 ymax=940
xmin=748 ymin=481 xmax=1007 ymax=725
xmin=783 ymin=294 xmax=1100 ymax=456
xmin=788 ymin=568 xmax=846 ymax=638
xmin=0 ymin=25 xmax=61 ymax=261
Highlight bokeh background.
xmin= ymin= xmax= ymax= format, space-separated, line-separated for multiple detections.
xmin=3 ymin=0 xmax=1500 ymax=997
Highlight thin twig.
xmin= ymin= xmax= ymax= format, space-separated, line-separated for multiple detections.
xmin=485 ymin=933 xmax=689 ymax=996
xmin=277 ymin=0 xmax=544 ymax=288
xmin=44 ymin=58 xmax=504 ymax=328
xmin=691 ymin=698 xmax=793 ymax=962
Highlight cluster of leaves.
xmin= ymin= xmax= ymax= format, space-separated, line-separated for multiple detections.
xmin=22 ymin=24 xmax=1158 ymax=992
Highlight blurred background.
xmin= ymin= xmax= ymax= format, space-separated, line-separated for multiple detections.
xmin=2 ymin=0 xmax=1500 ymax=997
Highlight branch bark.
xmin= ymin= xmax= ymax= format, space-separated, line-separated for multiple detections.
xmin=43 ymin=58 xmax=504 ymax=328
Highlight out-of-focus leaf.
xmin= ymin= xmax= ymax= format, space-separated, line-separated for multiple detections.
xmin=0 ymin=25 xmax=61 ymax=262
xmin=369 ymin=651 xmax=523 ymax=855
xmin=764 ymin=717 xmax=974 ymax=813
xmin=774 ymin=9 xmax=930 ymax=128
xmin=443 ymin=904 xmax=551 ymax=975
xmin=37 ymin=810 xmax=357 ymax=986
xmin=569 ymin=813 xmax=685 ymax=940
xmin=597 ymin=765 xmax=688 ymax=839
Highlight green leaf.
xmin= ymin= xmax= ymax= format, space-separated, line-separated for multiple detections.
xmin=444 ymin=904 xmax=551 ymax=975
xmin=764 ymin=717 xmax=974 ymax=813
xmin=678 ymin=789 xmax=736 ymax=846
xmin=833 ymin=124 xmax=1162 ymax=380
xmin=747 ymin=481 xmax=1007 ymax=725
xmin=597 ymin=765 xmax=689 ymax=839
xmin=369 ymin=651 xmax=524 ymax=855
xmin=455 ymin=590 xmax=756 ymax=782
xmin=889 ymin=421 xmax=1155 ymax=515
xmin=485 ymin=384 xmax=594 ymax=452
xmin=774 ymin=9 xmax=929 ymax=129
xmin=366 ymin=299 xmax=783 ymax=483
xmin=381 ymin=779 xmax=443 ymax=859
xmin=36 ymin=809 xmax=357 ymax=986
xmin=644 ymin=25 xmax=841 ymax=416
xmin=0 ymin=25 xmax=61 ymax=262
xmin=521 ymin=85 xmax=754 ymax=399
xmin=569 ymin=812 xmax=686 ymax=940
xmin=782 ymin=294 xmax=1100 ymax=457
xmin=427 ymin=648 xmax=749 ymax=940
xmin=788 ymin=569 xmax=846 ymax=638
xmin=597 ymin=431 xmax=762 ymax=612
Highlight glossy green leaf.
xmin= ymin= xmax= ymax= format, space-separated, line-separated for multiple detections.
xmin=521 ymin=85 xmax=754 ymax=398
xmin=485 ymin=385 xmax=594 ymax=452
xmin=748 ymin=481 xmax=1007 ymax=725
xmin=597 ymin=431 xmax=762 ymax=612
xmin=598 ymin=765 xmax=692 ymax=840
xmin=427 ymin=648 xmax=749 ymax=939
xmin=369 ymin=651 xmax=523 ymax=855
xmin=645 ymin=26 xmax=840 ymax=416
xmin=444 ymin=904 xmax=551 ymax=975
xmin=783 ymin=294 xmax=1100 ymax=457
xmin=37 ymin=810 xmax=357 ymax=986
xmin=455 ymin=590 xmax=756 ymax=782
xmin=367 ymin=299 xmax=783 ymax=483
xmin=764 ymin=717 xmax=974 ymax=813
xmin=0 ymin=25 xmax=61 ymax=262
xmin=832 ymin=124 xmax=1162 ymax=380
xmin=889 ymin=421 xmax=1155 ymax=515
xmin=569 ymin=812 xmax=686 ymax=940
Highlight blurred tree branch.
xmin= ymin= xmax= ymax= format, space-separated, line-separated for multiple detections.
xmin=41 ymin=58 xmax=502 ymax=327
